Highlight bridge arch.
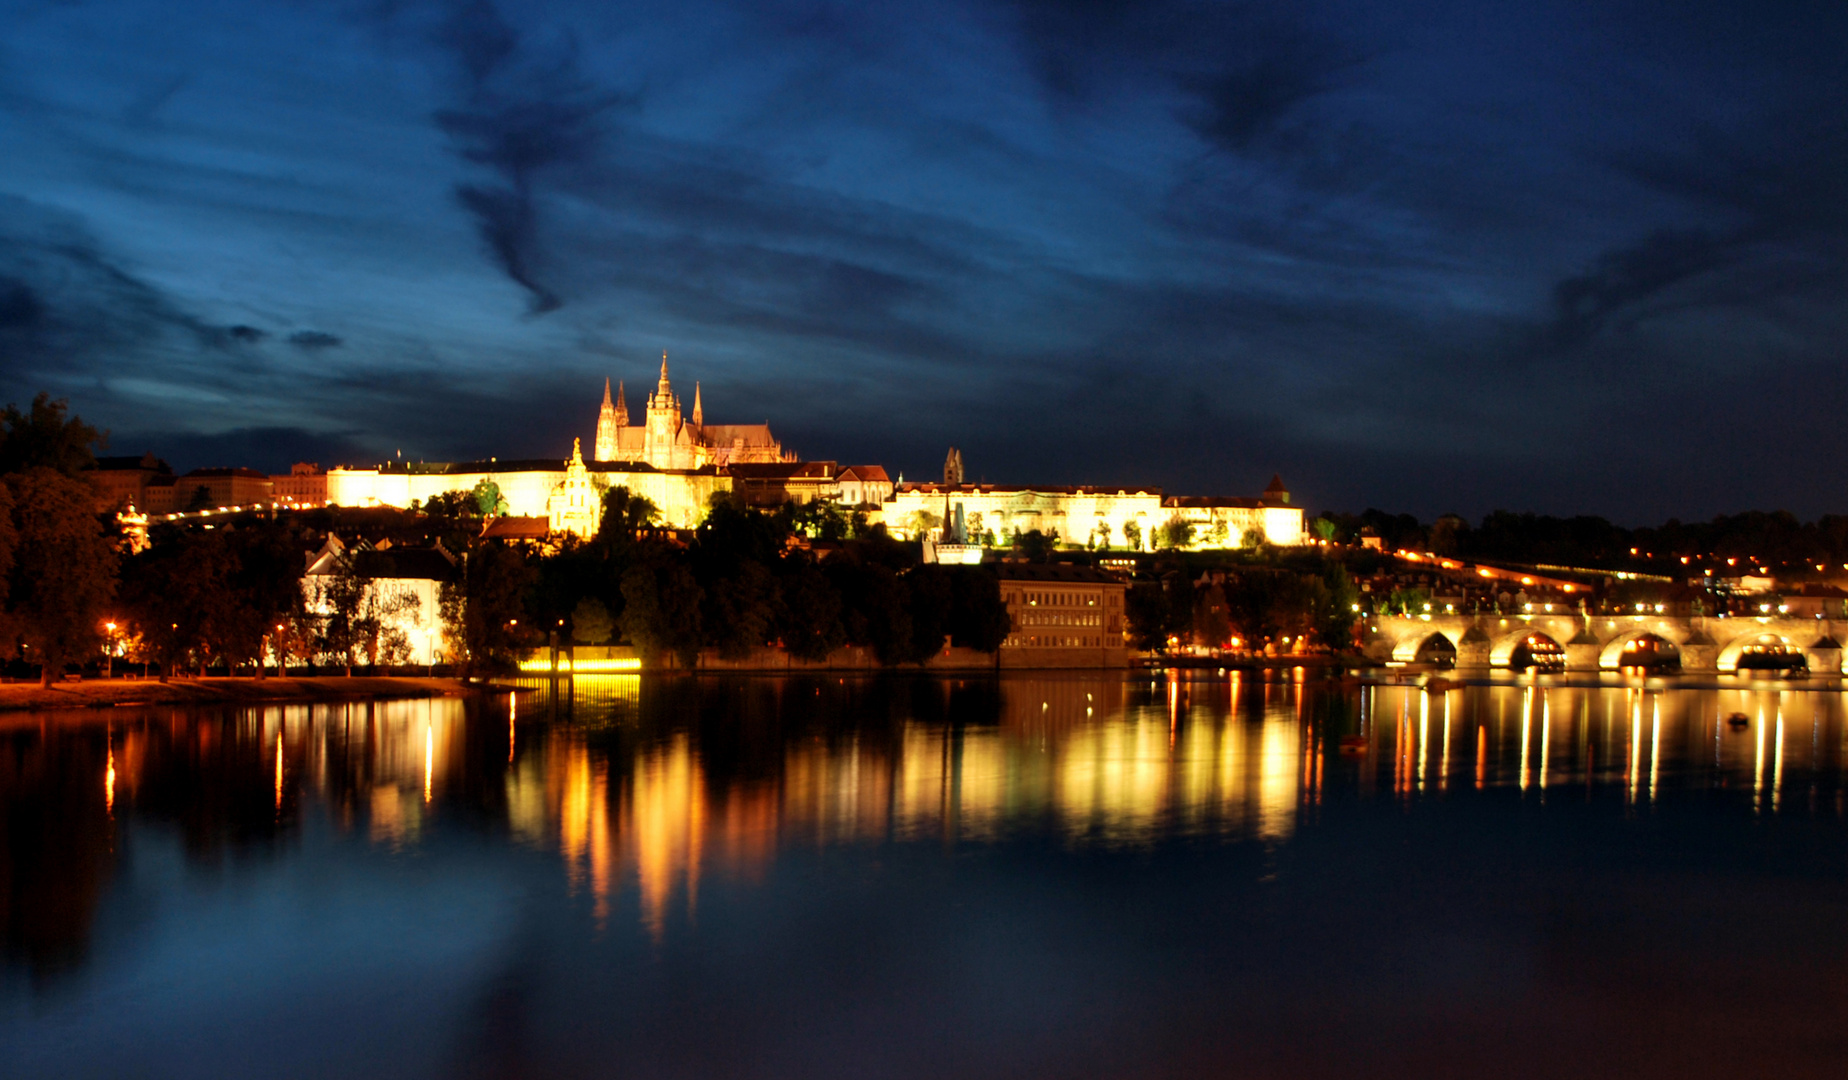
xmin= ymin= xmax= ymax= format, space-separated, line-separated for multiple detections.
xmin=1392 ymin=630 xmax=1458 ymax=664
xmin=1599 ymin=630 xmax=1681 ymax=671
xmin=1719 ymin=631 xmax=1804 ymax=672
xmin=1491 ymin=628 xmax=1565 ymax=669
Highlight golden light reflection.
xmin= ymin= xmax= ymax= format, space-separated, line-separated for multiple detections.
xmin=1539 ymin=691 xmax=1551 ymax=793
xmin=73 ymin=679 xmax=1846 ymax=947
xmin=1519 ymin=686 xmax=1533 ymax=791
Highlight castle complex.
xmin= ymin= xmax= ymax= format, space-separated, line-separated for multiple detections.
xmin=101 ymin=353 xmax=1303 ymax=549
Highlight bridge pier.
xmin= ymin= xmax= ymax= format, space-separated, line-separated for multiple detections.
xmin=1680 ymin=628 xmax=1718 ymax=673
xmin=1807 ymin=633 xmax=1842 ymax=675
xmin=1457 ymin=625 xmax=1490 ymax=668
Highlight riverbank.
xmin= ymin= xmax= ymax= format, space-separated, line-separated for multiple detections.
xmin=0 ymin=676 xmax=479 ymax=713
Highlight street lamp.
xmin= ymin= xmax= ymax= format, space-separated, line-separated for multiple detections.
xmin=103 ymin=621 xmax=117 ymax=678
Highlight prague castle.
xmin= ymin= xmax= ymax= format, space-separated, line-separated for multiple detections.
xmin=117 ymin=352 xmax=1303 ymax=549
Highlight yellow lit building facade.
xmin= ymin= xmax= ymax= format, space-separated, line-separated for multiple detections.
xmin=880 ymin=480 xmax=1306 ymax=550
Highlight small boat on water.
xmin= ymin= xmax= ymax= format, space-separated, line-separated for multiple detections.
xmin=1338 ymin=735 xmax=1368 ymax=756
xmin=1726 ymin=712 xmax=1750 ymax=730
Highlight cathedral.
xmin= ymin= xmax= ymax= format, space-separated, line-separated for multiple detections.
xmin=594 ymin=355 xmax=791 ymax=470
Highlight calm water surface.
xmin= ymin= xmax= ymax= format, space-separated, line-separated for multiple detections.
xmin=4 ymin=672 xmax=1848 ymax=1078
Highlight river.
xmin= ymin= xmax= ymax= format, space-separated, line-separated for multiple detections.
xmin=4 ymin=671 xmax=1847 ymax=1078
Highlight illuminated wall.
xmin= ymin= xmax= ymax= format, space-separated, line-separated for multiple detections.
xmin=326 ymin=462 xmax=731 ymax=530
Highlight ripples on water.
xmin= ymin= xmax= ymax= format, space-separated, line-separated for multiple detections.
xmin=4 ymin=672 xmax=1848 ymax=1078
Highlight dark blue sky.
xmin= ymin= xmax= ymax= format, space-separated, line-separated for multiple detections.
xmin=3 ymin=0 xmax=1845 ymax=521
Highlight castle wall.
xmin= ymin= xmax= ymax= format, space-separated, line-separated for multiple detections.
xmin=327 ymin=465 xmax=731 ymax=530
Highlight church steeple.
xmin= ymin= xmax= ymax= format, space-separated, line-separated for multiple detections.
xmin=692 ymin=382 xmax=703 ymax=427
xmin=594 ymin=377 xmax=624 ymax=461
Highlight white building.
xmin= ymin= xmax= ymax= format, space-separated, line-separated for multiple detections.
xmin=302 ymin=536 xmax=456 ymax=666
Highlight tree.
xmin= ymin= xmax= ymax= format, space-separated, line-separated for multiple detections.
xmin=454 ymin=543 xmax=533 ymax=674
xmin=1310 ymin=562 xmax=1361 ymax=649
xmin=703 ymin=560 xmax=778 ymax=659
xmin=5 ymin=469 xmax=117 ymax=685
xmin=945 ymin=568 xmax=1011 ymax=653
xmin=620 ymin=556 xmax=703 ymax=667
xmin=779 ymin=561 xmax=845 ymax=661
xmin=0 ymin=394 xmax=102 ymax=477
xmin=1122 ymin=520 xmax=1143 ymax=551
xmin=904 ymin=509 xmax=941 ymax=538
xmin=1126 ymin=580 xmax=1187 ymax=651
xmin=1240 ymin=526 xmax=1267 ymax=550
xmin=1311 ymin=517 xmax=1337 ymax=543
xmin=785 ymin=499 xmax=850 ymax=541
xmin=595 ymin=486 xmax=660 ymax=548
xmin=317 ymin=556 xmax=369 ymax=676
xmin=1157 ymin=515 xmax=1195 ymax=551
xmin=471 ymin=479 xmax=509 ymax=517
xmin=1012 ymin=529 xmax=1058 ymax=563
xmin=358 ymin=588 xmax=421 ymax=670
xmin=571 ymin=597 xmax=613 ymax=644
xmin=422 ymin=490 xmax=477 ymax=520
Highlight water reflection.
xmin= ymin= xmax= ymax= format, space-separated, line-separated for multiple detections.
xmin=4 ymin=673 xmax=1848 ymax=975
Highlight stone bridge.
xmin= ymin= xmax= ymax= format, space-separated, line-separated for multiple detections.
xmin=1364 ymin=613 xmax=1844 ymax=673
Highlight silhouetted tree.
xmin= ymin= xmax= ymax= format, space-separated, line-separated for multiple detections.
xmin=5 ymin=469 xmax=116 ymax=685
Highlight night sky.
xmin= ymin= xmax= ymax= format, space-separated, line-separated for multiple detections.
xmin=3 ymin=0 xmax=1845 ymax=521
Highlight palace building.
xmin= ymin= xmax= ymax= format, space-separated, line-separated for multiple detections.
xmin=879 ymin=470 xmax=1304 ymax=551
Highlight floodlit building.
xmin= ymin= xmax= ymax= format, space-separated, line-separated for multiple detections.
xmin=996 ymin=563 xmax=1129 ymax=667
xmin=173 ymin=467 xmax=273 ymax=511
xmin=302 ymin=536 xmax=457 ymax=666
xmin=1160 ymin=476 xmax=1304 ymax=548
xmin=86 ymin=453 xmax=174 ymax=512
xmin=326 ymin=454 xmax=731 ymax=535
xmin=730 ymin=461 xmax=842 ymax=506
xmin=593 ymin=357 xmax=792 ymax=469
xmin=883 ymin=483 xmax=1167 ymax=550
xmin=835 ymin=465 xmax=892 ymax=507
xmin=882 ymin=471 xmax=1305 ymax=551
xmin=270 ymin=462 xmax=327 ymax=506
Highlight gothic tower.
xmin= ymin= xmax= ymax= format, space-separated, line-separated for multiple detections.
xmin=594 ymin=378 xmax=628 ymax=462
xmin=691 ymin=382 xmax=703 ymax=429
xmin=644 ymin=353 xmax=683 ymax=468
xmin=943 ymin=447 xmax=964 ymax=486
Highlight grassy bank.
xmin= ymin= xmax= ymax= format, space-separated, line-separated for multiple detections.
xmin=0 ymin=676 xmax=479 ymax=713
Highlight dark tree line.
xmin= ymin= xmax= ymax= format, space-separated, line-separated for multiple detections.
xmin=535 ymin=489 xmax=1011 ymax=667
xmin=1315 ymin=507 xmax=1848 ymax=571
xmin=1125 ymin=560 xmax=1360 ymax=654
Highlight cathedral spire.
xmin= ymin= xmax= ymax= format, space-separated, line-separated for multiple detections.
xmin=594 ymin=378 xmax=623 ymax=462
xmin=692 ymin=382 xmax=703 ymax=427
xmin=614 ymin=381 xmax=627 ymax=423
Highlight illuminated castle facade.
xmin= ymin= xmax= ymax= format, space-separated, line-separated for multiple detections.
xmin=594 ymin=356 xmax=791 ymax=470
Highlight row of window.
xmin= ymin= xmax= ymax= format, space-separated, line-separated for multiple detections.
xmin=1007 ymin=590 xmax=1121 ymax=607
xmin=1019 ymin=612 xmax=1102 ymax=627
xmin=1004 ymin=636 xmax=1115 ymax=649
